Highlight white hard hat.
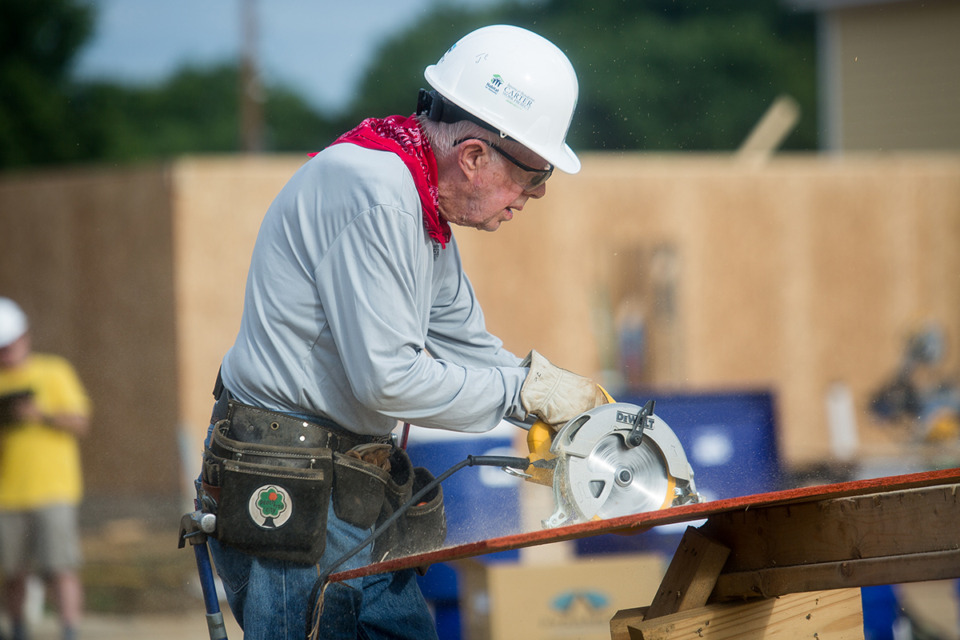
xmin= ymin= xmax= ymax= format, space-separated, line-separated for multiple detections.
xmin=421 ymin=25 xmax=581 ymax=174
xmin=0 ymin=298 xmax=28 ymax=348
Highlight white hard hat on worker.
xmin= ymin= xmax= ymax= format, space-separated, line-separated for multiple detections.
xmin=0 ymin=298 xmax=28 ymax=349
xmin=419 ymin=25 xmax=581 ymax=175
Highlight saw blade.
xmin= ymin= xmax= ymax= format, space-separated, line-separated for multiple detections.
xmin=542 ymin=403 xmax=700 ymax=528
xmin=564 ymin=431 xmax=674 ymax=520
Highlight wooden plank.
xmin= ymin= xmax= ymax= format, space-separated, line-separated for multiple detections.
xmin=644 ymin=527 xmax=730 ymax=619
xmin=625 ymin=588 xmax=863 ymax=640
xmin=713 ymin=548 xmax=960 ymax=601
xmin=737 ymin=94 xmax=801 ymax=160
xmin=328 ymin=467 xmax=960 ymax=584
xmin=611 ymin=607 xmax=648 ymax=640
xmin=701 ymin=483 xmax=960 ymax=573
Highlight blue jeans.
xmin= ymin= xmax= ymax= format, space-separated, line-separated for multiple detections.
xmin=208 ymin=501 xmax=439 ymax=640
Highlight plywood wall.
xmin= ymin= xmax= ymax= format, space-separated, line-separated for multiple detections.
xmin=2 ymin=153 xmax=958 ymax=510
xmin=0 ymin=166 xmax=181 ymax=504
xmin=455 ymin=154 xmax=960 ymax=466
xmin=169 ymin=157 xmax=304 ymax=469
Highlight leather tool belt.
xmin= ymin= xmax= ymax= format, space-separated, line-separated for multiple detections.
xmin=201 ymin=395 xmax=446 ymax=565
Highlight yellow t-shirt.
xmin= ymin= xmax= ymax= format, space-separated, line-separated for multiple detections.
xmin=0 ymin=353 xmax=91 ymax=509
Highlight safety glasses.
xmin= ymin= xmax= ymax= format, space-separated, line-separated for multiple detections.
xmin=453 ymin=137 xmax=553 ymax=191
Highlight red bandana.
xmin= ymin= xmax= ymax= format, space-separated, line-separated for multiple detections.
xmin=317 ymin=115 xmax=450 ymax=248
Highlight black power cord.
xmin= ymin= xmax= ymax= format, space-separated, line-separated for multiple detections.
xmin=305 ymin=454 xmax=530 ymax=639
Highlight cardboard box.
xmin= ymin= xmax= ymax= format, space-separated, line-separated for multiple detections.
xmin=457 ymin=554 xmax=665 ymax=640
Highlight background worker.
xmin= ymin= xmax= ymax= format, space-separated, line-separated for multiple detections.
xmin=0 ymin=298 xmax=91 ymax=640
xmin=200 ymin=25 xmax=604 ymax=639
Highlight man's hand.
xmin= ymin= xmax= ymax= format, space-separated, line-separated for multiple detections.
xmin=520 ymin=350 xmax=608 ymax=427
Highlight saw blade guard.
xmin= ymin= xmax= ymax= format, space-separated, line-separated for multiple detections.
xmin=543 ymin=402 xmax=701 ymax=528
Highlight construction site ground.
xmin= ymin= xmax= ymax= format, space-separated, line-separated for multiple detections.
xmin=25 ymin=610 xmax=243 ymax=640
xmin=9 ymin=517 xmax=959 ymax=639
xmin=4 ymin=518 xmax=242 ymax=639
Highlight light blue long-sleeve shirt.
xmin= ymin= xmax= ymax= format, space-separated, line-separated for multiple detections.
xmin=220 ymin=143 xmax=527 ymax=436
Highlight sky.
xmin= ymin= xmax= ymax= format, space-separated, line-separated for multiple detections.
xmin=71 ymin=0 xmax=498 ymax=115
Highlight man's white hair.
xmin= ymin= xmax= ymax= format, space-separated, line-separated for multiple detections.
xmin=418 ymin=116 xmax=527 ymax=167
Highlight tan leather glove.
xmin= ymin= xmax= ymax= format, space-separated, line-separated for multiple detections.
xmin=520 ymin=350 xmax=608 ymax=427
xmin=345 ymin=443 xmax=394 ymax=471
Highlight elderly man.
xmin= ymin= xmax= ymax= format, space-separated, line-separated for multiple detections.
xmin=199 ymin=25 xmax=604 ymax=639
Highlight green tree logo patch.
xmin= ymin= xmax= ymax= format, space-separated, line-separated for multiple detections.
xmin=248 ymin=484 xmax=293 ymax=529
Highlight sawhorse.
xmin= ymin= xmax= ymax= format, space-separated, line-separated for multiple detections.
xmin=612 ymin=479 xmax=960 ymax=638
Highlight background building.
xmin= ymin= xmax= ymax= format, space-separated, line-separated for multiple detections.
xmin=793 ymin=0 xmax=960 ymax=151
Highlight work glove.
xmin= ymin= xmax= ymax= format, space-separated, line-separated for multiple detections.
xmin=345 ymin=442 xmax=394 ymax=472
xmin=520 ymin=350 xmax=608 ymax=427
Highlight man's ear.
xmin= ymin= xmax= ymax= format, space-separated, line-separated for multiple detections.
xmin=457 ymin=140 xmax=489 ymax=180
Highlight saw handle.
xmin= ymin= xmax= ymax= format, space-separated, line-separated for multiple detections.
xmin=627 ymin=399 xmax=656 ymax=448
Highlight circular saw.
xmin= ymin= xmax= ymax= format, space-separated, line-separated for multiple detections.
xmin=513 ymin=397 xmax=702 ymax=528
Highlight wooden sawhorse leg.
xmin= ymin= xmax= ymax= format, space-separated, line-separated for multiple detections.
xmin=610 ymin=526 xmax=864 ymax=639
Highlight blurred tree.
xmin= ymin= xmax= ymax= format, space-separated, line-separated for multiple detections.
xmin=1 ymin=0 xmax=817 ymax=168
xmin=69 ymin=65 xmax=339 ymax=163
xmin=263 ymin=85 xmax=342 ymax=152
xmin=348 ymin=0 xmax=818 ymax=151
xmin=0 ymin=0 xmax=338 ymax=169
xmin=0 ymin=0 xmax=94 ymax=167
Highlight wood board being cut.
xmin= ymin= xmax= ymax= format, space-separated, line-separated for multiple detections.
xmin=328 ymin=467 xmax=960 ymax=586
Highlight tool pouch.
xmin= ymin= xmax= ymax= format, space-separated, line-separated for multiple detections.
xmin=203 ymin=419 xmax=334 ymax=565
xmin=332 ymin=453 xmax=389 ymax=529
xmin=393 ymin=466 xmax=446 ymax=558
xmin=371 ymin=446 xmax=416 ymax=559
xmin=333 ymin=445 xmax=447 ymax=560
